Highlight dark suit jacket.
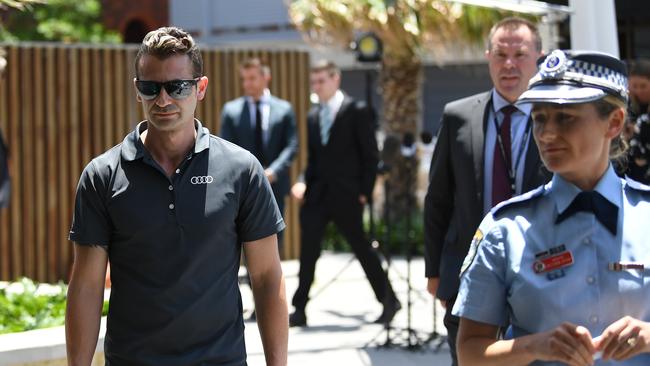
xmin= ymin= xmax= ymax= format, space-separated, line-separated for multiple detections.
xmin=303 ymin=95 xmax=378 ymax=203
xmin=423 ymin=91 xmax=551 ymax=300
xmin=220 ymin=95 xmax=298 ymax=198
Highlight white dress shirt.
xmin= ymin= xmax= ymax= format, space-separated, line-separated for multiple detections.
xmin=482 ymin=89 xmax=533 ymax=214
xmin=245 ymin=88 xmax=272 ymax=145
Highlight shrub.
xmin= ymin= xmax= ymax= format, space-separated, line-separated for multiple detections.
xmin=322 ymin=210 xmax=425 ymax=256
xmin=0 ymin=277 xmax=109 ymax=334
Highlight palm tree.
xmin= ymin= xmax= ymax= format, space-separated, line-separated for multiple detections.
xmin=288 ymin=0 xmax=527 ymax=223
xmin=0 ymin=0 xmax=42 ymax=10
xmin=0 ymin=0 xmax=45 ymax=42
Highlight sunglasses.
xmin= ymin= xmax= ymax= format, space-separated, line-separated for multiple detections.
xmin=135 ymin=78 xmax=200 ymax=100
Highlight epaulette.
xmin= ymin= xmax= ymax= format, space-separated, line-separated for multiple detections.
xmin=625 ymin=176 xmax=650 ymax=193
xmin=492 ymin=184 xmax=546 ymax=217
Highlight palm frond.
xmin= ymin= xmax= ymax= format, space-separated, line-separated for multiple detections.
xmin=0 ymin=0 xmax=45 ymax=11
xmin=288 ymin=0 xmax=539 ymax=61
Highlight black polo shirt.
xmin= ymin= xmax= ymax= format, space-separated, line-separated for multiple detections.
xmin=69 ymin=120 xmax=284 ymax=366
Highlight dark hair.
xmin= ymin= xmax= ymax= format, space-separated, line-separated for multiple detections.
xmin=628 ymin=59 xmax=650 ymax=79
xmin=626 ymin=58 xmax=650 ymax=116
xmin=134 ymin=27 xmax=203 ymax=78
xmin=486 ymin=17 xmax=542 ymax=52
xmin=240 ymin=57 xmax=271 ymax=76
xmin=311 ymin=60 xmax=340 ymax=77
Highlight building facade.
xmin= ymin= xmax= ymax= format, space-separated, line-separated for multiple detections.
xmin=101 ymin=0 xmax=650 ymax=132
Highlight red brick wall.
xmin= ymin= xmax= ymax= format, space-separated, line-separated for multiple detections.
xmin=101 ymin=0 xmax=169 ymax=40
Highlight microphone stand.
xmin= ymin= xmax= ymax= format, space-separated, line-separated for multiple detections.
xmin=364 ymin=160 xmax=401 ymax=348
xmin=400 ymin=138 xmax=425 ymax=350
xmin=424 ymin=300 xmax=448 ymax=352
xmin=365 ymin=134 xmax=426 ymax=351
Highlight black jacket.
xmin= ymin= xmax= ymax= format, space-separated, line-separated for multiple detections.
xmin=423 ymin=91 xmax=551 ymax=300
xmin=304 ymin=95 xmax=378 ymax=203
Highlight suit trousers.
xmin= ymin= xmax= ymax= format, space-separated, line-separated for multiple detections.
xmin=443 ymin=297 xmax=459 ymax=366
xmin=291 ymin=190 xmax=395 ymax=312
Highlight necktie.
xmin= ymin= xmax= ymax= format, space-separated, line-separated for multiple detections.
xmin=320 ymin=104 xmax=332 ymax=146
xmin=492 ymin=105 xmax=518 ymax=207
xmin=254 ymin=100 xmax=266 ymax=166
xmin=555 ymin=191 xmax=618 ymax=235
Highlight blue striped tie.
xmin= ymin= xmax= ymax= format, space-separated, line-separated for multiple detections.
xmin=320 ymin=104 xmax=332 ymax=145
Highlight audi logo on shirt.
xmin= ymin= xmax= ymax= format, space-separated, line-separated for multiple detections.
xmin=190 ymin=175 xmax=214 ymax=184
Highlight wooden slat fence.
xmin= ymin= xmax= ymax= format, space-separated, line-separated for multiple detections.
xmin=0 ymin=43 xmax=310 ymax=282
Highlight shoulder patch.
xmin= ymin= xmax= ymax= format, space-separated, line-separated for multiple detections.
xmin=625 ymin=176 xmax=650 ymax=192
xmin=492 ymin=185 xmax=546 ymax=217
xmin=460 ymin=228 xmax=484 ymax=277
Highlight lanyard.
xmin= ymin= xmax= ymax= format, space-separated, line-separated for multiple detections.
xmin=492 ymin=106 xmax=532 ymax=193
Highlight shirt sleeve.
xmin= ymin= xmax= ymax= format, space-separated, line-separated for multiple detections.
xmin=452 ymin=220 xmax=509 ymax=327
xmin=68 ymin=160 xmax=112 ymax=248
xmin=237 ymin=157 xmax=286 ymax=243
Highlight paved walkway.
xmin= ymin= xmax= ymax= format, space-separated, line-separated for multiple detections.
xmin=241 ymin=252 xmax=452 ymax=366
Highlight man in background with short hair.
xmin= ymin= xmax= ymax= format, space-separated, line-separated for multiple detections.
xmin=289 ymin=60 xmax=399 ymax=328
xmin=220 ymin=57 xmax=298 ymax=250
xmin=423 ymin=17 xmax=551 ymax=365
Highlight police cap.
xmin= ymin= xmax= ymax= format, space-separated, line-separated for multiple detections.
xmin=519 ymin=50 xmax=628 ymax=105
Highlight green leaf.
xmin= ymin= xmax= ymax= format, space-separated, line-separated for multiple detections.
xmin=1 ymin=0 xmax=122 ymax=43
xmin=0 ymin=277 xmax=110 ymax=334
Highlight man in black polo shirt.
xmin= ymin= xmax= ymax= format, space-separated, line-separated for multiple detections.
xmin=65 ymin=27 xmax=288 ymax=366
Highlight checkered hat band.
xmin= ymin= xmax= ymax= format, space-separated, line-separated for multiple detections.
xmin=569 ymin=60 xmax=628 ymax=90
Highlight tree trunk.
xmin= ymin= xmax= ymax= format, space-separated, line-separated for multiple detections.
xmin=378 ymin=57 xmax=423 ymax=240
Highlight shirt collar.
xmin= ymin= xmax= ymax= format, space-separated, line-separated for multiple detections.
xmin=194 ymin=119 xmax=210 ymax=153
xmin=491 ymin=89 xmax=532 ymax=116
xmin=121 ymin=119 xmax=209 ymax=161
xmin=245 ymin=89 xmax=271 ymax=105
xmin=550 ymin=164 xmax=622 ymax=215
xmin=322 ymin=89 xmax=345 ymax=110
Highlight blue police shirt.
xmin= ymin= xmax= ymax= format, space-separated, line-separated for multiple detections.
xmin=453 ymin=165 xmax=650 ymax=365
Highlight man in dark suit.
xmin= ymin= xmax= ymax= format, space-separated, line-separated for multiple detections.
xmin=289 ymin=60 xmax=399 ymax=327
xmin=220 ymin=57 xmax=298 ymax=246
xmin=423 ymin=17 xmax=551 ymax=365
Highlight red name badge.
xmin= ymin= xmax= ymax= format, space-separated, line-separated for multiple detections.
xmin=533 ymin=251 xmax=574 ymax=274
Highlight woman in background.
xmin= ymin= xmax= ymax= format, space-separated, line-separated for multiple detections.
xmin=625 ymin=59 xmax=650 ymax=183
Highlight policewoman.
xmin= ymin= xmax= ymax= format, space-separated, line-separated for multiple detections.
xmin=453 ymin=50 xmax=650 ymax=366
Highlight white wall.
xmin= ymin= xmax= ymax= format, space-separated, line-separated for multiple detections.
xmin=570 ymin=0 xmax=619 ymax=57
xmin=170 ymin=0 xmax=301 ymax=46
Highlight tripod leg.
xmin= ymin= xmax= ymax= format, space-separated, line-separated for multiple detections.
xmin=308 ymin=255 xmax=357 ymax=300
xmin=425 ymin=298 xmax=448 ymax=352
